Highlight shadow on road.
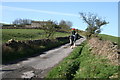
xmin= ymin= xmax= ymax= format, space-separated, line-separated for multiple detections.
xmin=0 ymin=69 xmax=16 ymax=72
xmin=3 ymin=52 xmax=45 ymax=65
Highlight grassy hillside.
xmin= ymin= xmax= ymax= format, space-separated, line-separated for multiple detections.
xmin=99 ymin=34 xmax=119 ymax=43
xmin=2 ymin=29 xmax=70 ymax=43
xmin=73 ymin=44 xmax=118 ymax=79
xmin=46 ymin=41 xmax=119 ymax=79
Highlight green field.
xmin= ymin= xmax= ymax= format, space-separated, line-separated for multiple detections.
xmin=99 ymin=34 xmax=119 ymax=43
xmin=2 ymin=29 xmax=70 ymax=63
xmin=2 ymin=29 xmax=70 ymax=43
xmin=99 ymin=34 xmax=120 ymax=47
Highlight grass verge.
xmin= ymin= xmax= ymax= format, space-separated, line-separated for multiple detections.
xmin=99 ymin=34 xmax=119 ymax=43
xmin=46 ymin=41 xmax=119 ymax=79
xmin=45 ymin=42 xmax=86 ymax=80
xmin=73 ymin=44 xmax=119 ymax=79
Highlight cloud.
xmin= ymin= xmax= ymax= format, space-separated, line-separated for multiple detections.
xmin=2 ymin=5 xmax=79 ymax=17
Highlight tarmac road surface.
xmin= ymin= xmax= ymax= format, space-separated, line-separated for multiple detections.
xmin=1 ymin=37 xmax=86 ymax=79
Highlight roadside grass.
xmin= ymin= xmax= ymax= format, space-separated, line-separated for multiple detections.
xmin=2 ymin=29 xmax=69 ymax=43
xmin=73 ymin=44 xmax=119 ymax=79
xmin=99 ymin=34 xmax=120 ymax=48
xmin=99 ymin=34 xmax=119 ymax=43
xmin=46 ymin=41 xmax=119 ymax=79
xmin=46 ymin=42 xmax=86 ymax=80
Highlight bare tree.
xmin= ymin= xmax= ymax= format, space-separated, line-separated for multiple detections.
xmin=79 ymin=12 xmax=109 ymax=37
xmin=12 ymin=18 xmax=31 ymax=27
xmin=66 ymin=21 xmax=73 ymax=28
xmin=41 ymin=20 xmax=58 ymax=39
xmin=59 ymin=20 xmax=72 ymax=31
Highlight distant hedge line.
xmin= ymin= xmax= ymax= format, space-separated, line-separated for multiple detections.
xmin=2 ymin=26 xmax=43 ymax=29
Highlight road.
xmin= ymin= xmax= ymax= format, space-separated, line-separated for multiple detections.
xmin=1 ymin=37 xmax=85 ymax=79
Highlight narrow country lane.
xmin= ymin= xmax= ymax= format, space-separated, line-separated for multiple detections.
xmin=1 ymin=37 xmax=86 ymax=79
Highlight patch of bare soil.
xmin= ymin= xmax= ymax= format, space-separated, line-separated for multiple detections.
xmin=88 ymin=38 xmax=119 ymax=65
